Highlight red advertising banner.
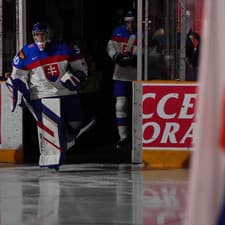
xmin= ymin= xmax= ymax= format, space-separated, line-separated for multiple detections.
xmin=142 ymin=83 xmax=198 ymax=149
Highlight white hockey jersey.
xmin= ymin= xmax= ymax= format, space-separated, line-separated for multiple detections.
xmin=107 ymin=25 xmax=137 ymax=81
xmin=11 ymin=41 xmax=88 ymax=100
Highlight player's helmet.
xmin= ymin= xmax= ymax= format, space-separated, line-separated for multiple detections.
xmin=124 ymin=9 xmax=136 ymax=22
xmin=32 ymin=22 xmax=50 ymax=51
xmin=124 ymin=9 xmax=136 ymax=33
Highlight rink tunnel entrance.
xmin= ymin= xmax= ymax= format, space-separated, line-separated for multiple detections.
xmin=23 ymin=0 xmax=134 ymax=163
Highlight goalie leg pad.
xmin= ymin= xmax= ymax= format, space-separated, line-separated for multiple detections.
xmin=36 ymin=98 xmax=66 ymax=168
xmin=26 ymin=96 xmax=84 ymax=168
xmin=27 ymin=98 xmax=73 ymax=168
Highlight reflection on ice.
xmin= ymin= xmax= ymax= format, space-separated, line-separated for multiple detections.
xmin=0 ymin=164 xmax=188 ymax=225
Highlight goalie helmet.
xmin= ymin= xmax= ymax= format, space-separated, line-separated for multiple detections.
xmin=32 ymin=22 xmax=50 ymax=51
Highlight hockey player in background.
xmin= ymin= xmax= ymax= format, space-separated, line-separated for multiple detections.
xmin=6 ymin=22 xmax=88 ymax=169
xmin=107 ymin=9 xmax=137 ymax=150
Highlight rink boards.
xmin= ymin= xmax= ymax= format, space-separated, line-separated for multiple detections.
xmin=0 ymin=80 xmax=198 ymax=167
xmin=132 ymin=81 xmax=198 ymax=168
xmin=0 ymin=82 xmax=23 ymax=163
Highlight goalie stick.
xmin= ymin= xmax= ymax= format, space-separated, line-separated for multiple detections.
xmin=126 ymin=34 xmax=136 ymax=53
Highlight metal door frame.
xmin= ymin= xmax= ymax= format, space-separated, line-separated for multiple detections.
xmin=16 ymin=0 xmax=27 ymax=50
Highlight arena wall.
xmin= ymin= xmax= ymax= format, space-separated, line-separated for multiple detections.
xmin=0 ymin=82 xmax=23 ymax=163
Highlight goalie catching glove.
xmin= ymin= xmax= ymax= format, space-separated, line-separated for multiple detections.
xmin=60 ymin=70 xmax=87 ymax=91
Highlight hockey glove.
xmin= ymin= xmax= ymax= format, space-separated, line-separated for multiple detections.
xmin=60 ymin=71 xmax=87 ymax=91
xmin=73 ymin=70 xmax=87 ymax=89
xmin=113 ymin=53 xmax=132 ymax=67
xmin=60 ymin=71 xmax=80 ymax=91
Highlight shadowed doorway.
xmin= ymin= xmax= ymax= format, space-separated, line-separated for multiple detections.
xmin=23 ymin=0 xmax=134 ymax=163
